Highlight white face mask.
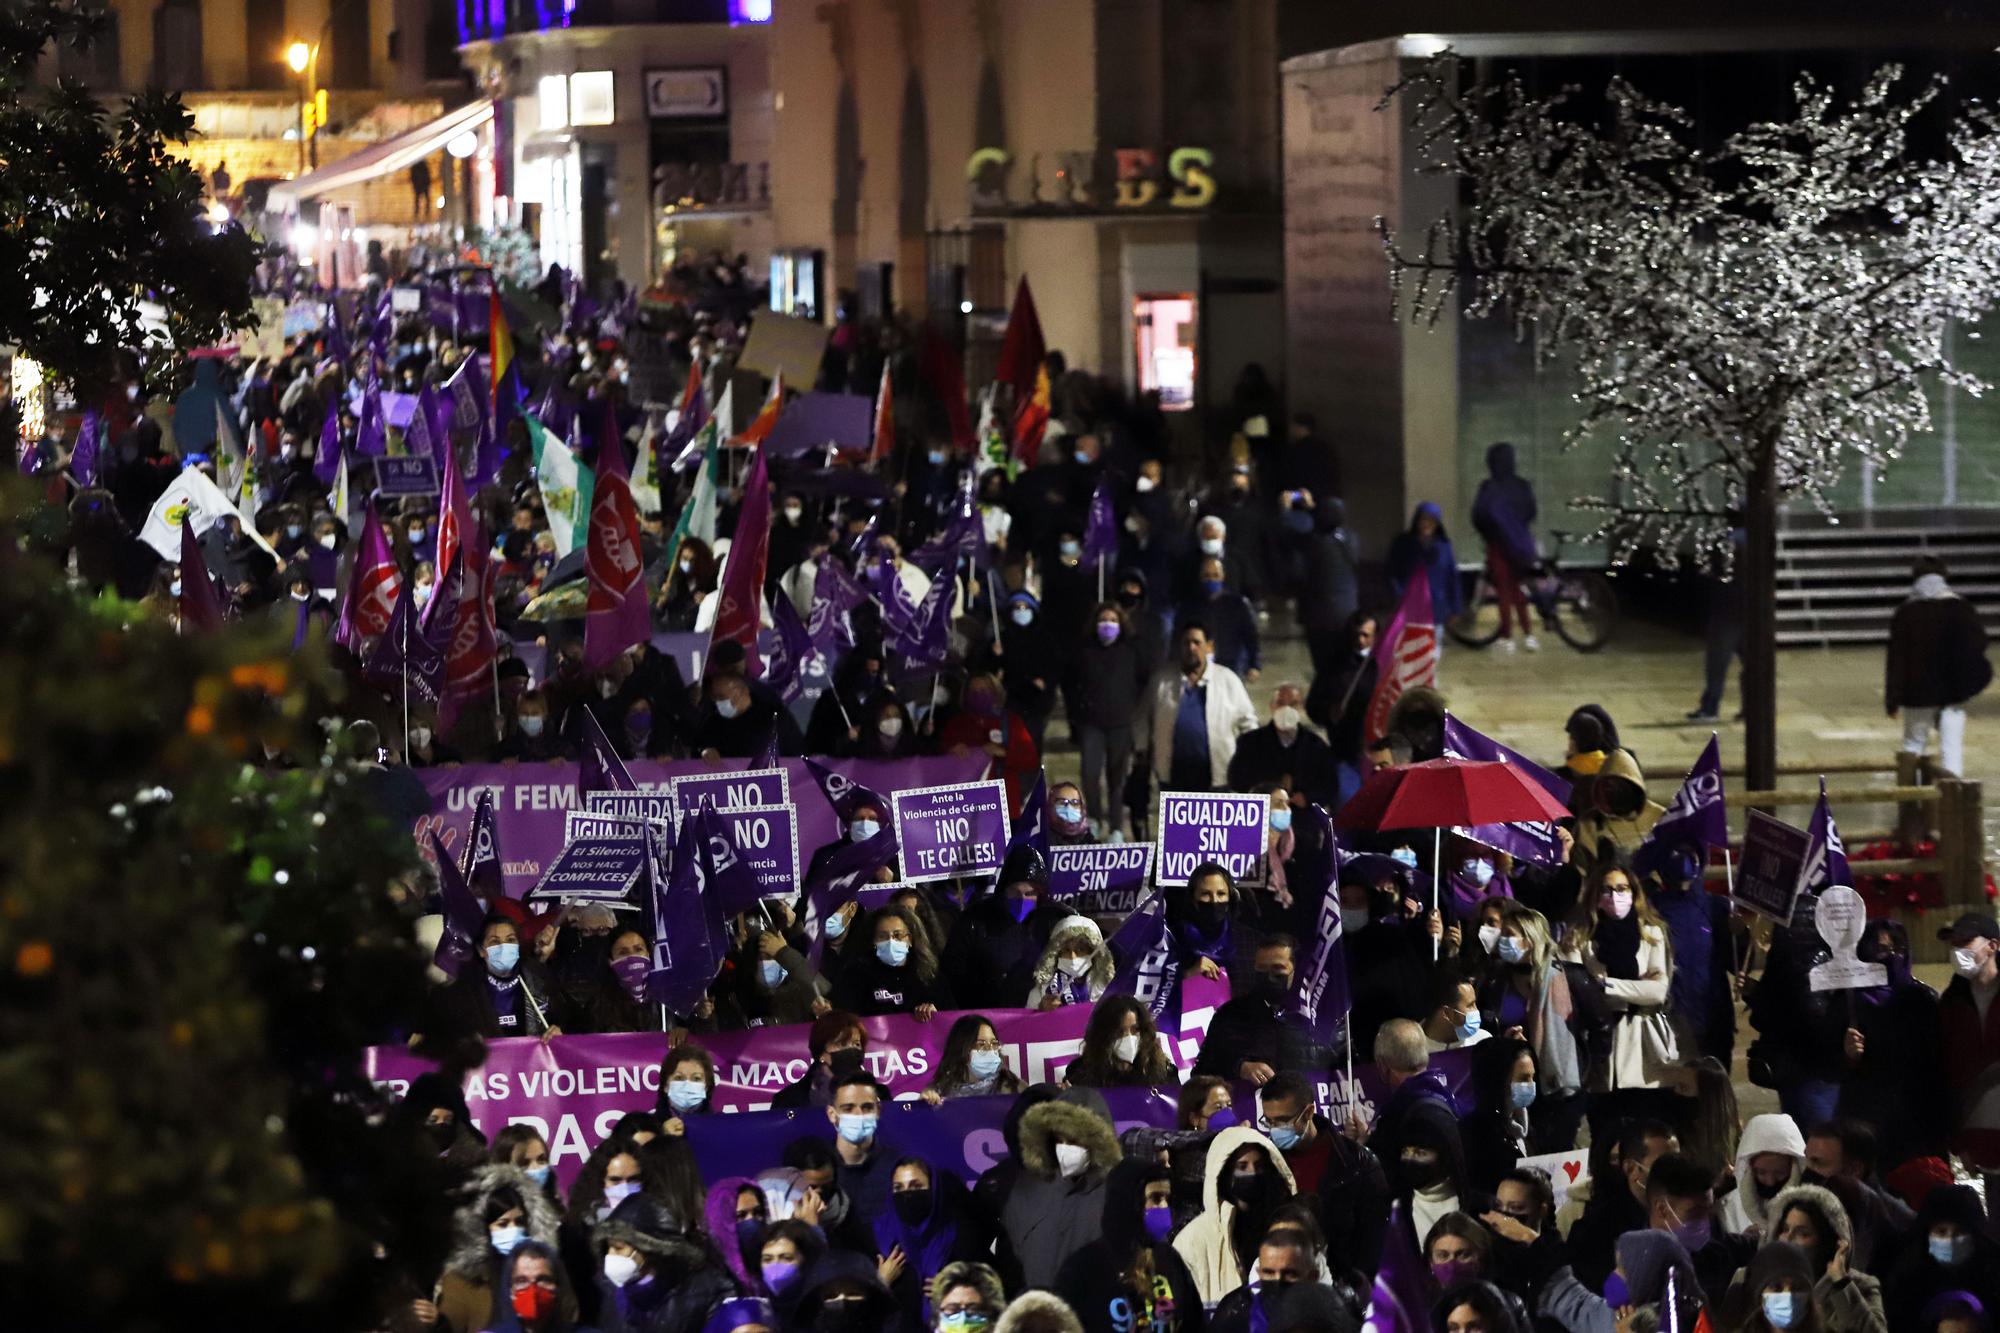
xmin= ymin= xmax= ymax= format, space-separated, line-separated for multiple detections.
xmin=1272 ymin=706 xmax=1301 ymax=733
xmin=1111 ymin=1034 xmax=1142 ymax=1064
xmin=603 ymin=1252 xmax=640 ymax=1287
xmin=878 ymin=717 xmax=904 ymax=738
xmin=1055 ymin=1143 xmax=1091 ymax=1179
xmin=409 ymin=726 xmax=432 ymax=749
xmin=1136 ymin=475 xmax=1157 ymax=493
xmin=1057 ymin=955 xmax=1092 ymax=979
xmin=1953 ymin=946 xmax=1988 ymax=978
xmin=1200 ymin=537 xmax=1224 ymax=556
xmin=1478 ymin=924 xmax=1502 ymax=955
xmin=317 ymin=533 xmax=337 ymax=549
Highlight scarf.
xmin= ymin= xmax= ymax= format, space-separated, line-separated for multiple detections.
xmin=1179 ymin=914 xmax=1232 ymax=964
xmin=871 ymin=1187 xmax=959 ymax=1318
xmin=1593 ymin=911 xmax=1643 ymax=981
xmin=1265 ymin=828 xmax=1296 ymax=908
xmin=1915 ymin=573 xmax=1954 ymax=600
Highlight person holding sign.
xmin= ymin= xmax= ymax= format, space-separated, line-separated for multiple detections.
xmin=416 ymin=913 xmax=565 ymax=1048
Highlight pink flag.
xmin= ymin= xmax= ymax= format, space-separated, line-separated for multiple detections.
xmin=436 ymin=519 xmax=498 ymax=736
xmin=710 ymin=444 xmax=771 ymax=678
xmin=334 ymin=507 xmax=401 ymax=650
xmin=424 ymin=427 xmax=474 ymax=634
xmin=583 ymin=404 xmax=651 ymax=671
xmin=178 ymin=516 xmax=224 ymax=632
xmin=1364 ymin=568 xmax=1439 ymax=747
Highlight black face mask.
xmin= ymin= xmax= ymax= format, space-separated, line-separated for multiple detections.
xmin=1192 ymin=901 xmax=1227 ymax=932
xmin=426 ymin=1120 xmax=458 ymax=1150
xmin=828 ymin=1049 xmax=864 ymax=1078
xmin=1255 ymin=973 xmax=1292 ymax=1004
xmin=1117 ymin=591 xmax=1142 ymax=609
xmin=1227 ymin=1170 xmax=1265 ymax=1208
xmin=1753 ymin=1176 xmax=1786 ymax=1200
xmin=1257 ymin=1278 xmax=1297 ymax=1305
xmin=892 ymin=1188 xmax=933 ymax=1227
xmin=1399 ymin=1156 xmax=1444 ymax=1191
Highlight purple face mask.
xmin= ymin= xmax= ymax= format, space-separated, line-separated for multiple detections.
xmin=1206 ymin=1108 xmax=1236 ymax=1133
xmin=1143 ymin=1205 xmax=1174 ymax=1242
xmin=1095 ymin=621 xmax=1121 ymax=645
xmin=1432 ymin=1259 xmax=1479 ymax=1289
xmin=1007 ymin=896 xmax=1036 ymax=924
xmin=611 ymin=954 xmax=650 ymax=1002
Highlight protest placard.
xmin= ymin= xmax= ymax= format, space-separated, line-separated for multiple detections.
xmin=891 ymin=780 xmax=1010 ymax=883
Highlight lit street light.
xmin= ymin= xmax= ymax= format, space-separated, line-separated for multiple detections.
xmin=285 ymin=42 xmax=312 ymax=176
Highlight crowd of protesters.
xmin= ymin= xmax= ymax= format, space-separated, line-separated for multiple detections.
xmin=25 ymin=256 xmax=2000 ymax=1333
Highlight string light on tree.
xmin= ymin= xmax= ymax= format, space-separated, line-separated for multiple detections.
xmin=1377 ymin=54 xmax=2000 ymax=789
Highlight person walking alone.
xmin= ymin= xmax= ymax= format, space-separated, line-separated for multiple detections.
xmin=1885 ymin=555 xmax=1991 ymax=777
xmin=1470 ymin=442 xmax=1540 ymax=653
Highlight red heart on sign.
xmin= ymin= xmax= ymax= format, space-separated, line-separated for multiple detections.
xmin=1562 ymin=1160 xmax=1582 ymax=1183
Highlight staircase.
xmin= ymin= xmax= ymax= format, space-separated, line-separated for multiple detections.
xmin=1776 ymin=519 xmax=2000 ymax=647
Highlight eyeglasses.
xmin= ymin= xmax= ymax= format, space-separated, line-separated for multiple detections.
xmin=939 ymin=1305 xmax=990 ymax=1318
xmin=970 ymin=1040 xmax=1002 ymax=1052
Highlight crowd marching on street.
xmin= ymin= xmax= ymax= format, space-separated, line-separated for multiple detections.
xmin=32 ymin=252 xmax=2000 ymax=1333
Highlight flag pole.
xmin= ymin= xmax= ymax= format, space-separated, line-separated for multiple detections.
xmin=1432 ymin=826 xmax=1442 ymax=961
xmin=986 ymin=567 xmax=1004 ymax=641
xmin=401 ymin=592 xmax=411 ymax=758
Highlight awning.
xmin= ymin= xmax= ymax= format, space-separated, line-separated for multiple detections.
xmin=268 ymin=99 xmax=493 ymax=211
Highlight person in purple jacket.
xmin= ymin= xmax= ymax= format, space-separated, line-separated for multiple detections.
xmin=1471 ymin=442 xmax=1541 ymax=653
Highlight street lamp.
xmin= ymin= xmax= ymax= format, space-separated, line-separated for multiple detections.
xmin=286 ymin=41 xmax=311 ymax=177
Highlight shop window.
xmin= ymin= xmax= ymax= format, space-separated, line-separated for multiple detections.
xmin=570 ymin=71 xmax=615 ymax=126
xmin=1134 ymin=293 xmax=1197 ymax=410
xmin=538 ymin=74 xmax=570 ymax=130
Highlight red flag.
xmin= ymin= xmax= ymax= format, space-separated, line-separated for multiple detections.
xmin=732 ymin=371 xmax=784 ymax=448
xmin=677 ymin=361 xmax=702 ymax=418
xmin=178 ymin=516 xmax=224 ymax=632
xmin=710 ymin=445 xmax=771 ymax=677
xmin=869 ymin=360 xmax=895 ymax=462
xmin=436 ymin=520 xmax=498 ymax=736
xmin=919 ymin=325 xmax=974 ymax=449
xmin=334 ymin=508 xmax=401 ymax=650
xmin=1364 ymin=570 xmax=1439 ymax=747
xmin=995 ymin=277 xmax=1047 ymax=402
xmin=1011 ymin=363 xmax=1051 ymax=462
xmin=583 ymin=404 xmax=650 ymax=672
xmin=425 ymin=436 xmax=472 ymax=634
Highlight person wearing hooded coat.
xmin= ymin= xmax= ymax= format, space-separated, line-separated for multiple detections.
xmin=941 ymin=847 xmax=1071 ymax=1010
xmin=1024 ymin=915 xmax=1117 ymax=1010
xmin=999 ymin=1088 xmax=1124 ymax=1291
xmin=783 ymin=1249 xmax=898 ymax=1333
xmin=1386 ymin=1098 xmax=1494 ymax=1261
xmin=1470 ymin=442 xmax=1541 ymax=650
xmin=1743 ymin=1184 xmax=1888 ymax=1333
xmin=972 ymin=1083 xmax=1064 ymax=1265
xmin=1291 ymin=495 xmax=1361 ymax=679
xmin=1057 ymin=1159 xmax=1208 ymax=1333
xmin=483 ymin=1238 xmax=592 ymax=1333
xmin=1572 ymin=750 xmax=1663 ymax=878
xmin=1885 ymin=1185 xmax=2000 ymax=1330
xmin=703 ymin=1178 xmax=769 ymax=1295
xmin=594 ymin=1194 xmax=740 ymax=1333
xmin=438 ymin=1166 xmax=569 ymax=1333
xmin=1171 ymin=1125 xmax=1299 ymax=1311
xmin=870 ymin=1155 xmax=982 ymax=1333
xmin=1385 ymin=503 xmax=1463 ymax=623
xmin=1531 ymin=1229 xmax=1704 ymax=1333
xmin=1839 ymin=918 xmax=1952 ymax=1169
xmin=990 ymin=589 xmax=1063 ymax=754
xmin=1722 ymin=1114 xmax=1807 ymax=1239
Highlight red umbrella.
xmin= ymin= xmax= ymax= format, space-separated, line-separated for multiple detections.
xmin=1335 ymin=757 xmax=1573 ymax=833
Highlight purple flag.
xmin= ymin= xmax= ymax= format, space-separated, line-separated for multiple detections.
xmin=290 ymin=597 xmax=313 ymax=654
xmin=325 ymin=299 xmax=350 ymax=365
xmin=763 ymin=587 xmax=817 ymax=705
xmin=361 ymin=577 xmax=445 ymax=704
xmin=1439 ymin=713 xmax=1570 ymax=866
xmin=804 ymin=756 xmax=889 ymax=824
xmin=1285 ymin=804 xmax=1351 ymax=1044
xmin=665 ymin=378 xmax=707 ymax=472
xmin=1107 ymin=888 xmax=1184 ymax=1033
xmin=810 ymin=558 xmax=867 ymax=656
xmin=803 ymin=825 xmax=901 ymax=966
xmin=71 ymin=409 xmax=100 ymax=487
xmin=907 ymin=472 xmax=984 ymax=575
xmin=1634 ymin=733 xmax=1729 ymax=881
xmin=356 ymin=366 xmax=387 ymax=457
xmin=178 ymin=516 xmax=225 ymax=632
xmin=314 ymin=395 xmax=342 ymax=486
xmin=577 ymin=707 xmax=637 ymax=795
xmin=1363 ymin=1203 xmax=1431 ymax=1333
xmin=404 ymin=386 xmax=437 ymax=459
xmin=463 ymin=789 xmax=506 ymax=904
xmin=1083 ymin=475 xmax=1117 ymax=564
xmin=647 ymin=809 xmax=730 ymax=1015
xmin=712 ymin=445 xmax=772 ymax=679
xmin=1799 ymin=778 xmax=1853 ymax=894
xmin=1007 ymin=771 xmax=1051 ymax=865
xmin=429 ymin=830 xmax=485 ymax=978
xmin=694 ymin=797 xmax=771 ymax=921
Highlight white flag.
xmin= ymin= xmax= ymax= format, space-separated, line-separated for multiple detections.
xmin=139 ymin=464 xmax=277 ymax=563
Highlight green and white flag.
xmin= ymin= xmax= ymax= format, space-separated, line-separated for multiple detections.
xmin=667 ymin=415 xmax=721 ymax=556
xmin=526 ymin=413 xmax=594 ymax=557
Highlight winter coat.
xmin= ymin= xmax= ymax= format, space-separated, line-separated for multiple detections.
xmin=1385 ymin=503 xmax=1463 ymax=621
xmin=1936 ymin=972 xmax=2000 ymax=1167
xmin=1001 ymin=1093 xmax=1125 ymax=1289
xmin=1557 ymin=921 xmax=1672 ymax=1091
xmin=437 ymin=1166 xmax=567 ymax=1333
xmin=1145 ymin=661 xmax=1259 ymax=788
xmin=1471 ymin=443 xmax=1539 ymax=570
xmin=1022 ymin=918 xmax=1115 ymax=1008
xmin=1294 ymin=501 xmax=1361 ymax=635
xmin=1720 ymin=1114 xmax=1805 ymax=1237
xmin=1885 ymin=582 xmax=1991 ymax=711
xmin=1573 ymin=748 xmax=1663 ymax=873
xmin=1178 ymin=588 xmax=1261 ymax=677
xmin=830 ymin=952 xmax=955 ymax=1016
xmin=1737 ymin=1185 xmax=1887 ymax=1333
xmin=1069 ymin=630 xmax=1154 ymax=731
xmin=1171 ymin=1125 xmax=1299 ymax=1310
xmin=422 ymin=961 xmax=564 ymax=1043
xmin=1226 ymin=724 xmax=1339 ymax=812
xmin=1480 ymin=960 xmax=1582 ymax=1098
xmin=941 ymin=898 xmax=1070 ymax=1011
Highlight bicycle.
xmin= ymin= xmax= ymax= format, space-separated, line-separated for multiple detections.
xmin=1446 ymin=530 xmax=1619 ymax=652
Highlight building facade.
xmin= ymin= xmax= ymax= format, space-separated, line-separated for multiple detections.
xmin=767 ymin=0 xmax=1287 ymax=423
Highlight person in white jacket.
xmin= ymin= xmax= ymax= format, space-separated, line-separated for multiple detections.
xmin=1723 ymin=1113 xmax=1807 ymax=1239
xmin=1144 ymin=620 xmax=1259 ymax=791
xmin=1558 ymin=862 xmax=1676 ymax=1135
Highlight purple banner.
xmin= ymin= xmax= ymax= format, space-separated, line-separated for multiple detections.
xmin=364 ymin=977 xmax=1235 ymax=1185
xmin=764 ymin=390 xmax=873 ymax=457
xmin=412 ymin=755 xmax=988 ymax=898
xmin=1155 ymin=791 xmax=1267 ymax=887
xmin=890 ymin=780 xmax=1011 ymax=883
xmin=1048 ymin=844 xmax=1154 ymax=917
xmin=712 ymin=804 xmax=798 ymax=899
xmin=673 ymin=767 xmax=790 ymax=817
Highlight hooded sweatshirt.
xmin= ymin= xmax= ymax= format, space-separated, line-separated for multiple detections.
xmin=1756 ymin=1184 xmax=1889 ymax=1333
xmin=1002 ymin=1091 xmax=1124 ymax=1289
xmin=1575 ymin=748 xmax=1663 ymax=872
xmin=1722 ymin=1113 xmax=1806 ymax=1236
xmin=1171 ymin=1125 xmax=1300 ymax=1310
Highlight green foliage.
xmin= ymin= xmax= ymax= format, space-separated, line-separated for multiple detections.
xmin=0 ymin=1 xmax=261 ymax=395
xmin=0 ymin=472 xmax=442 ymax=1326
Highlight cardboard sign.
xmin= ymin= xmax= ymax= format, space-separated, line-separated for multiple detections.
xmin=711 ymin=803 xmax=799 ymax=899
xmin=585 ymin=790 xmax=679 ymax=827
xmin=891 ymin=780 xmax=1011 ymax=883
xmin=738 ymin=311 xmax=830 ymax=389
xmin=1155 ymin=791 xmax=1268 ymax=887
xmin=1517 ymin=1149 xmax=1593 ymax=1215
xmin=376 ymin=456 xmax=441 ymax=496
xmin=392 ymin=285 xmax=423 ymax=313
xmin=1808 ymin=885 xmax=1890 ymax=992
xmin=1735 ymin=809 xmax=1811 ymax=923
xmin=1048 ymin=843 xmax=1154 ymax=917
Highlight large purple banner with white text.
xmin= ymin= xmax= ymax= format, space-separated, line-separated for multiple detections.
xmin=365 ymin=977 xmax=1235 ymax=1185
xmin=412 ymin=755 xmax=987 ymax=898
